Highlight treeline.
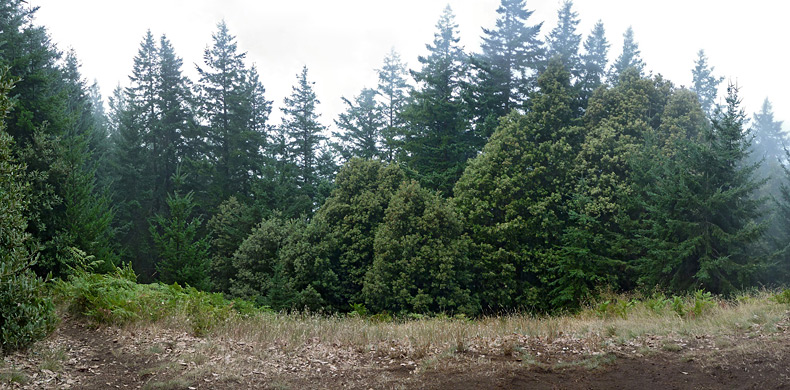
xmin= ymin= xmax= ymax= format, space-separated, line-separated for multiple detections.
xmin=2 ymin=0 xmax=790 ymax=328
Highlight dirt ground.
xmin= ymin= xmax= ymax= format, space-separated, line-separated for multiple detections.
xmin=3 ymin=316 xmax=790 ymax=389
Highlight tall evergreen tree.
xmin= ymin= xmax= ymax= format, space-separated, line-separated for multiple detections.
xmin=750 ymin=98 xmax=786 ymax=163
xmin=469 ymin=0 xmax=544 ymax=140
xmin=376 ymin=49 xmax=410 ymax=161
xmin=280 ymin=65 xmax=328 ymax=212
xmin=333 ymin=88 xmax=383 ymax=161
xmin=197 ymin=21 xmax=265 ymax=203
xmin=690 ymin=49 xmax=723 ymax=117
xmin=636 ymin=85 xmax=765 ymax=293
xmin=610 ymin=27 xmax=645 ymax=81
xmin=578 ymin=20 xmax=609 ymax=105
xmin=546 ymin=0 xmax=581 ymax=74
xmin=402 ymin=6 xmax=472 ymax=195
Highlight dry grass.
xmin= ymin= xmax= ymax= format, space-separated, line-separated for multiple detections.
xmin=107 ymin=290 xmax=790 ymax=388
xmin=128 ymin=290 xmax=789 ymax=361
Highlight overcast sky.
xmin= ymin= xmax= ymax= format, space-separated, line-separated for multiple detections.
xmin=28 ymin=0 xmax=788 ymax=132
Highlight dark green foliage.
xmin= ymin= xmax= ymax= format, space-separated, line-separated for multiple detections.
xmin=578 ymin=21 xmax=609 ymax=104
xmin=547 ymin=1 xmax=581 ymax=74
xmin=690 ymin=50 xmax=723 ymax=117
xmin=468 ymin=0 xmax=544 ymax=141
xmin=279 ymin=65 xmax=330 ymax=212
xmin=401 ymin=6 xmax=473 ymax=195
xmin=229 ymin=215 xmax=303 ymax=308
xmin=0 ymin=70 xmax=57 ymax=353
xmin=635 ymin=86 xmax=765 ymax=293
xmin=207 ymin=196 xmax=257 ymax=293
xmin=0 ymin=2 xmax=118 ymax=277
xmin=197 ymin=21 xmax=270 ymax=203
xmin=610 ymin=27 xmax=645 ymax=81
xmin=364 ymin=180 xmax=475 ymax=315
xmin=454 ymin=59 xmax=581 ymax=311
xmin=376 ymin=49 xmax=410 ymax=161
xmin=313 ymin=159 xmax=406 ymax=308
xmin=149 ymin=171 xmax=210 ymax=290
xmin=333 ymin=88 xmax=383 ymax=161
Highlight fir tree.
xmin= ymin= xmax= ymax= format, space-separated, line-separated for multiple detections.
xmin=578 ymin=20 xmax=609 ymax=105
xmin=376 ymin=49 xmax=410 ymax=161
xmin=690 ymin=49 xmax=723 ymax=117
xmin=610 ymin=27 xmax=645 ymax=82
xmin=149 ymin=169 xmax=210 ymax=290
xmin=402 ymin=6 xmax=473 ymax=195
xmin=333 ymin=88 xmax=383 ymax=161
xmin=280 ymin=65 xmax=328 ymax=210
xmin=468 ymin=0 xmax=544 ymax=140
xmin=197 ymin=21 xmax=265 ymax=203
xmin=636 ymin=85 xmax=765 ymax=293
xmin=546 ymin=0 xmax=581 ymax=74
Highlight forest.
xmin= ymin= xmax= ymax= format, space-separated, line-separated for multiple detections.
xmin=2 ymin=0 xmax=789 ymax=353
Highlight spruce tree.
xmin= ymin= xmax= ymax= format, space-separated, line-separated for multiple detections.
xmin=578 ymin=21 xmax=609 ymax=105
xmin=197 ymin=21 xmax=265 ymax=203
xmin=333 ymin=88 xmax=383 ymax=161
xmin=547 ymin=0 xmax=581 ymax=75
xmin=376 ymin=49 xmax=410 ymax=161
xmin=149 ymin=169 xmax=210 ymax=290
xmin=468 ymin=0 xmax=544 ymax=140
xmin=636 ymin=86 xmax=765 ymax=293
xmin=610 ymin=27 xmax=645 ymax=82
xmin=402 ymin=6 xmax=473 ymax=195
xmin=690 ymin=49 xmax=723 ymax=117
xmin=280 ymin=65 xmax=328 ymax=211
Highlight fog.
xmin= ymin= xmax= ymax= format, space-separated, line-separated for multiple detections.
xmin=29 ymin=0 xmax=788 ymax=130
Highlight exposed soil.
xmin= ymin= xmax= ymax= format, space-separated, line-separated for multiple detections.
xmin=3 ymin=316 xmax=790 ymax=389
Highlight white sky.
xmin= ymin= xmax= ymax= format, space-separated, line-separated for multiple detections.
xmin=29 ymin=0 xmax=789 ymax=132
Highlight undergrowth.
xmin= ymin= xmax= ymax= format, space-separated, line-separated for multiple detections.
xmin=53 ymin=263 xmax=260 ymax=336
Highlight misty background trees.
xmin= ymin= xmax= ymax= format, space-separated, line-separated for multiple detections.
xmin=2 ymin=0 xmax=790 ymax=332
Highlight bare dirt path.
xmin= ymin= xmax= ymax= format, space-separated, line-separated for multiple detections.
xmin=4 ymin=316 xmax=790 ymax=389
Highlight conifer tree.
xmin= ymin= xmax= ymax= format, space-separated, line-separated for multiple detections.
xmin=750 ymin=98 xmax=786 ymax=163
xmin=690 ymin=49 xmax=723 ymax=117
xmin=636 ymin=86 xmax=765 ymax=293
xmin=376 ymin=49 xmax=410 ymax=161
xmin=578 ymin=21 xmax=609 ymax=105
xmin=610 ymin=27 xmax=645 ymax=81
xmin=547 ymin=1 xmax=581 ymax=75
xmin=197 ymin=21 xmax=265 ymax=203
xmin=402 ymin=6 xmax=473 ymax=195
xmin=469 ymin=0 xmax=544 ymax=140
xmin=333 ymin=88 xmax=383 ymax=161
xmin=280 ymin=65 xmax=328 ymax=211
xmin=149 ymin=169 xmax=210 ymax=290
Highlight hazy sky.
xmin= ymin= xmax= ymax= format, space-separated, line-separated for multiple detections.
xmin=29 ymin=0 xmax=788 ymax=132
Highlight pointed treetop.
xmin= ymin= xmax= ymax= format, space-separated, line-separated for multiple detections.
xmin=611 ymin=26 xmax=645 ymax=81
xmin=547 ymin=0 xmax=581 ymax=69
